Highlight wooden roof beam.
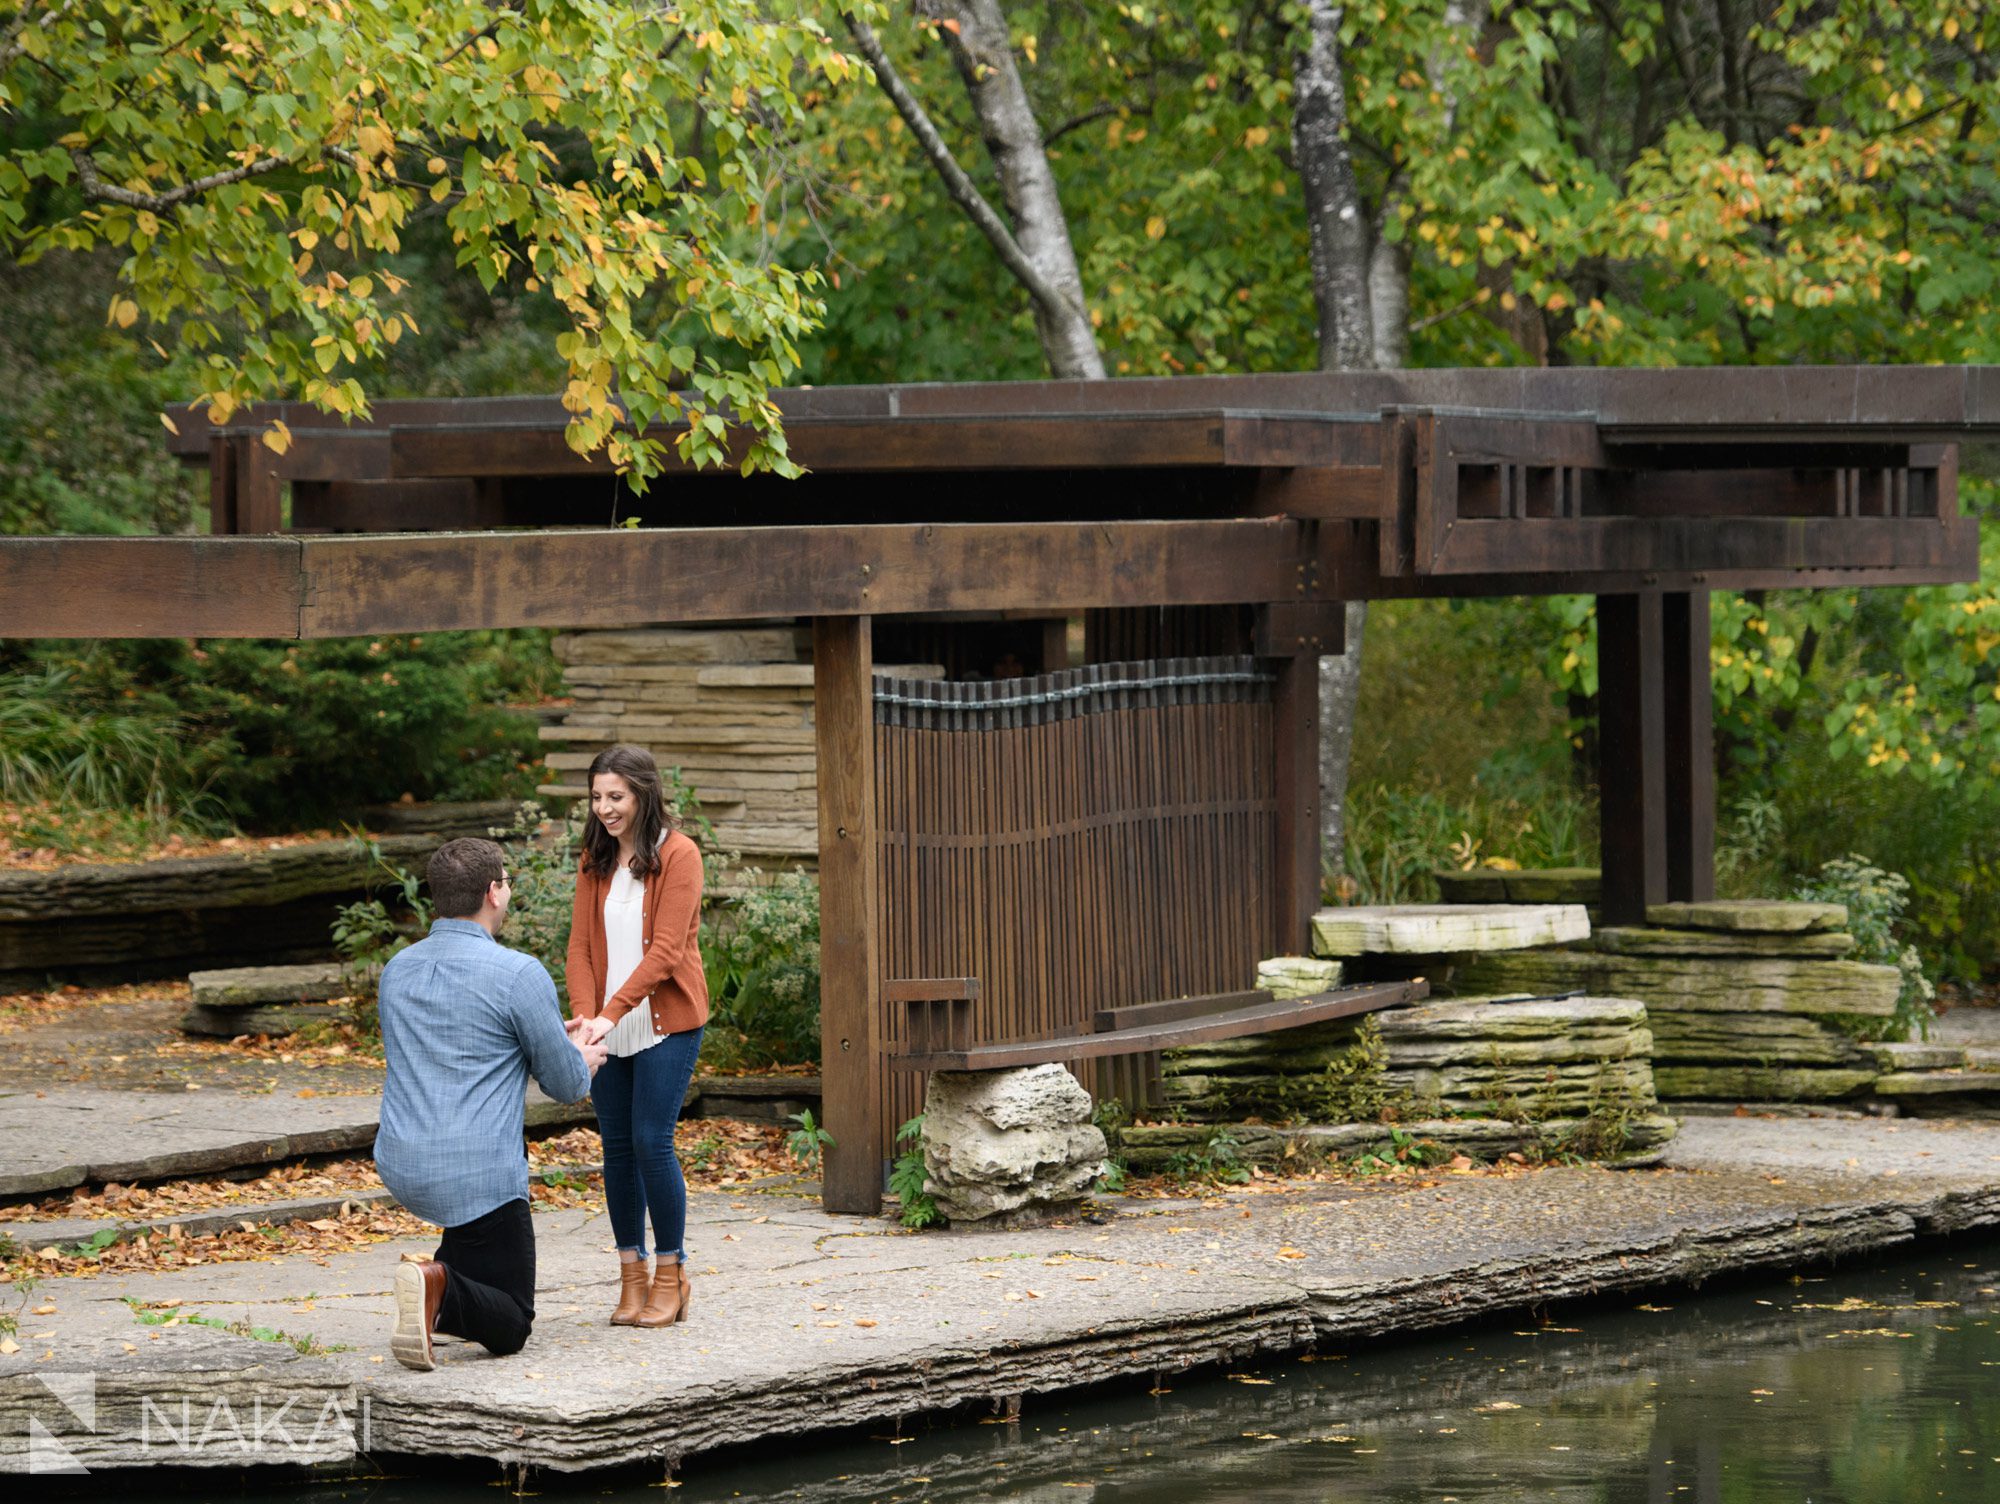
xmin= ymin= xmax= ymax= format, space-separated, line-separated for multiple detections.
xmin=0 ymin=519 xmax=1309 ymax=639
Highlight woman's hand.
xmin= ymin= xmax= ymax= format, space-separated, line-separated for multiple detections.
xmin=571 ymin=1014 xmax=613 ymax=1046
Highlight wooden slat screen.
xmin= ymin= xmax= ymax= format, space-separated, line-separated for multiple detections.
xmin=872 ymin=657 xmax=1283 ymax=1160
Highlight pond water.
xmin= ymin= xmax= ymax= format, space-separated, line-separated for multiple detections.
xmin=228 ymin=1244 xmax=2000 ymax=1503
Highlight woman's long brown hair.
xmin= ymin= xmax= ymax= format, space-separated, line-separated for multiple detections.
xmin=579 ymin=744 xmax=677 ymax=880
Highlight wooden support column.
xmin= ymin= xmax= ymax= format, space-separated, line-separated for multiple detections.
xmin=813 ymin=615 xmax=883 ymax=1215
xmin=208 ymin=435 xmax=284 ymax=534
xmin=1596 ymin=593 xmax=1667 ymax=925
xmin=1662 ymin=590 xmax=1716 ymax=902
xmin=1270 ymin=648 xmax=1323 ymax=955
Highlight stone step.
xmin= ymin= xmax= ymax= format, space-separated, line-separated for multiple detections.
xmin=1864 ymin=1041 xmax=1970 ymax=1071
xmin=188 ymin=961 xmax=353 ymax=1008
xmin=1590 ymin=927 xmax=1856 ymax=960
xmin=1652 ymin=1064 xmax=1878 ymax=1101
xmin=1454 ymin=949 xmax=1901 ymax=1017
xmin=179 ymin=1001 xmax=352 ymax=1038
xmin=1376 ymin=996 xmax=1647 ymax=1040
xmin=1651 ymin=1012 xmax=1874 ymax=1069
xmin=1873 ymin=1069 xmax=2000 ymax=1097
xmin=1643 ymin=899 xmax=1847 ymax=934
xmin=1311 ymin=904 xmax=1589 ymax=958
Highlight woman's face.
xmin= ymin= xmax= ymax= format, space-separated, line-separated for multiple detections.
xmin=591 ymin=772 xmax=637 ymax=840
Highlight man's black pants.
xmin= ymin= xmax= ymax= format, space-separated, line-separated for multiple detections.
xmin=434 ymin=1198 xmax=535 ymax=1356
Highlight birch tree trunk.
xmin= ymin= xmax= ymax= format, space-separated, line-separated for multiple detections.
xmin=1293 ymin=0 xmax=1377 ymax=373
xmin=1292 ymin=0 xmax=1379 ymax=882
xmin=850 ymin=4 xmax=1103 ymax=379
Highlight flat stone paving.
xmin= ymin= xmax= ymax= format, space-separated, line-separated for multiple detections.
xmin=6 ymin=1113 xmax=2000 ymax=1479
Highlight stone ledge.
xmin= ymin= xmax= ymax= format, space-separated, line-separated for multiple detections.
xmin=9 ymin=1118 xmax=2000 ymax=1477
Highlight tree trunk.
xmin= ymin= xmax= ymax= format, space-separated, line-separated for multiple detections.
xmin=1293 ymin=0 xmax=1376 ymax=372
xmin=1292 ymin=1 xmax=1380 ymax=878
xmin=924 ymin=1 xmax=1104 ymax=378
xmin=1317 ymin=601 xmax=1370 ymax=882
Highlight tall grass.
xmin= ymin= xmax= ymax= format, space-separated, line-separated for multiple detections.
xmin=0 ymin=666 xmax=227 ymax=840
xmin=1341 ymin=781 xmax=1598 ymax=905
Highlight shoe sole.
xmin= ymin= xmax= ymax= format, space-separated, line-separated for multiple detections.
xmin=390 ymin=1263 xmax=435 ymax=1372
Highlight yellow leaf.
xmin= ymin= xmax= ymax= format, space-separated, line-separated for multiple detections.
xmin=297 ymin=228 xmax=319 ymax=251
xmin=262 ymin=420 xmax=292 ymax=456
xmin=160 ymin=412 xmax=181 ymax=436
xmin=109 ymin=298 xmax=139 ymax=328
xmin=1145 ymin=215 xmax=1166 ymax=240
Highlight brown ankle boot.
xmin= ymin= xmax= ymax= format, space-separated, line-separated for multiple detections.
xmin=610 ymin=1260 xmax=651 ymax=1326
xmin=633 ymin=1256 xmax=687 ymax=1328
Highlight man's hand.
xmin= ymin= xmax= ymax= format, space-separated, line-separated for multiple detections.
xmin=578 ymin=1036 xmax=610 ymax=1077
xmin=566 ymin=1014 xmax=613 ymax=1045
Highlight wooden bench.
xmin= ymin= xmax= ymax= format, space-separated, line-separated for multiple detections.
xmin=886 ymin=976 xmax=1429 ymax=1074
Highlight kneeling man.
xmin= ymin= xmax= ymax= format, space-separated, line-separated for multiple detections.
xmin=374 ymin=837 xmax=607 ymax=1370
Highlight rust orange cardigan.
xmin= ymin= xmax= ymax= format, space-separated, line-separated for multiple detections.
xmin=565 ymin=830 xmax=709 ymax=1036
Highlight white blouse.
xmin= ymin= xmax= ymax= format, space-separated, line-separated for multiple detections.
xmin=600 ymin=845 xmax=665 ymax=1058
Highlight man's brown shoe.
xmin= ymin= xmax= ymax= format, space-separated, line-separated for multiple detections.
xmin=391 ymin=1259 xmax=446 ymax=1371
xmin=633 ymin=1257 xmax=688 ymax=1328
xmin=610 ymin=1259 xmax=652 ymax=1326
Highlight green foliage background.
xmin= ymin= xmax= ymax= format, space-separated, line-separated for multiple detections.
xmin=5 ymin=0 xmax=2000 ymax=987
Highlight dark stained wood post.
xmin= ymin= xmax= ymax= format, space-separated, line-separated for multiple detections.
xmin=208 ymin=435 xmax=284 ymax=534
xmin=1662 ymin=590 xmax=1716 ymax=903
xmin=1270 ymin=649 xmax=1323 ymax=954
xmin=813 ymin=614 xmax=883 ymax=1215
xmin=1596 ymin=593 xmax=1668 ymax=925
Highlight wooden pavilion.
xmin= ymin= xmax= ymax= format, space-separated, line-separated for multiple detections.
xmin=3 ymin=366 xmax=1992 ymax=1212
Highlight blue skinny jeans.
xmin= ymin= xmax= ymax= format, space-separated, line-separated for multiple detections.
xmin=592 ymin=1026 xmax=702 ymax=1261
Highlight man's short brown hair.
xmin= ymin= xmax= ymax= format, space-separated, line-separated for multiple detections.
xmin=427 ymin=838 xmax=506 ymax=919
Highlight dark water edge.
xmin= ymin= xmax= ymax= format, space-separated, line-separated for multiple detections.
xmin=72 ymin=1238 xmax=2000 ymax=1504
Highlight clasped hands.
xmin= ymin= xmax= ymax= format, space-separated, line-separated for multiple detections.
xmin=565 ymin=1013 xmax=613 ymax=1074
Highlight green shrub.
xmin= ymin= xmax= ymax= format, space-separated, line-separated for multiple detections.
xmin=0 ymin=663 xmax=228 ymax=842
xmin=3 ymin=633 xmax=553 ymax=832
xmin=701 ymin=870 xmax=821 ymax=1068
xmin=1792 ymin=855 xmax=1936 ymax=1041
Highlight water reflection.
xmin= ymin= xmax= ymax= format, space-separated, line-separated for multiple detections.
xmin=668 ymin=1248 xmax=2000 ymax=1504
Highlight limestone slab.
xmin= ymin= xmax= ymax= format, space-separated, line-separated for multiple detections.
xmin=1864 ymin=1041 xmax=1971 ymax=1071
xmin=1256 ymin=955 xmax=1342 ymax=1000
xmin=1643 ymin=899 xmax=1848 ymax=934
xmin=16 ymin=1118 xmax=2000 ymax=1477
xmin=1651 ymin=1065 xmax=1877 ymax=1101
xmin=1376 ymin=996 xmax=1646 ymax=1040
xmin=188 ymin=962 xmax=353 ymax=1008
xmin=1591 ymin=927 xmax=1856 ymax=959
xmin=1874 ymin=1069 xmax=2000 ymax=1096
xmin=1311 ymin=904 xmax=1589 ymax=957
xmin=1649 ymin=1012 xmax=1873 ymax=1068
xmin=179 ymin=1001 xmax=350 ymax=1038
xmin=1453 ymin=949 xmax=1900 ymax=1017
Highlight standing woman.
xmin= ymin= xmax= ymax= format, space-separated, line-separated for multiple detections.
xmin=566 ymin=744 xmax=707 ymax=1328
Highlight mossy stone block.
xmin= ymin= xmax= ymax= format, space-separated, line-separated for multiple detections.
xmin=1643 ymin=900 xmax=1847 ymax=934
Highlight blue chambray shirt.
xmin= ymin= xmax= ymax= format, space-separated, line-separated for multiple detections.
xmin=374 ymin=918 xmax=591 ymax=1229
